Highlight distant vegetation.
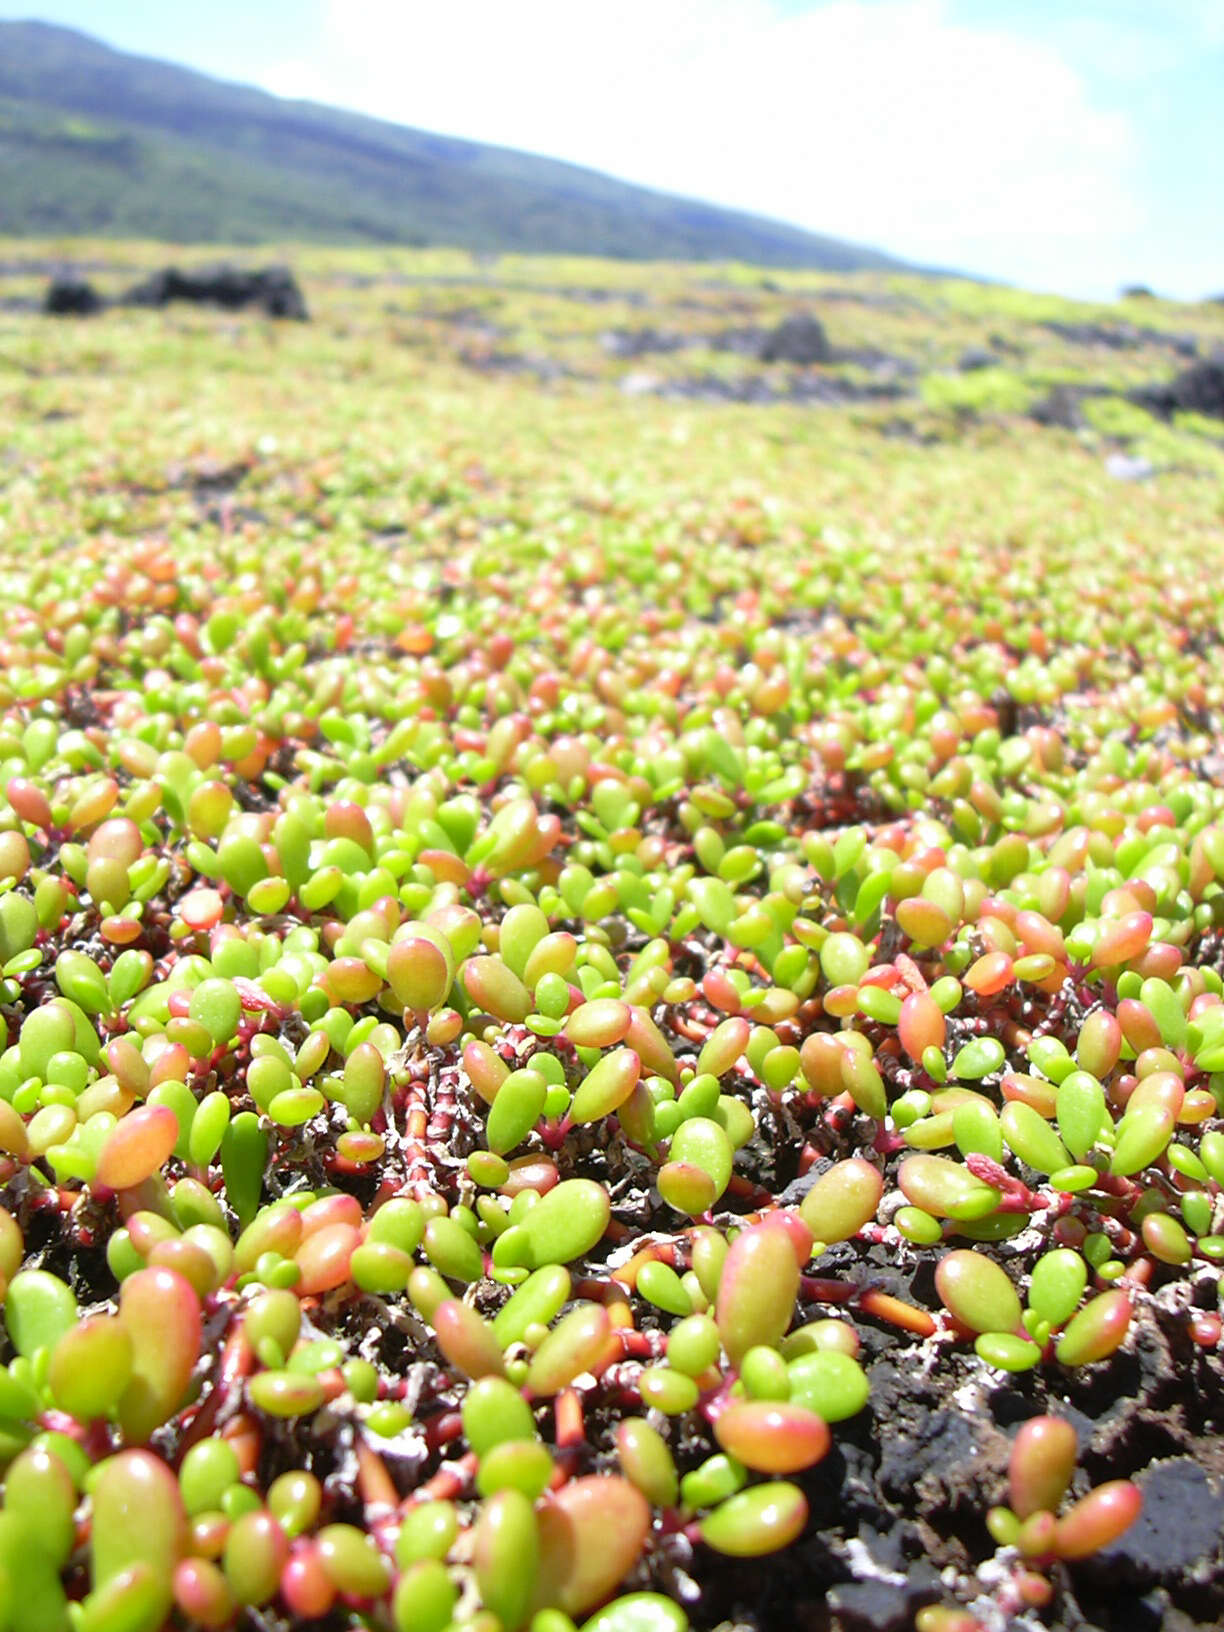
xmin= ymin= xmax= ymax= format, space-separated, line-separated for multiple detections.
xmin=0 ymin=20 xmax=913 ymax=269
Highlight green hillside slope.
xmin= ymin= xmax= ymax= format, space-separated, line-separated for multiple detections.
xmin=0 ymin=20 xmax=912 ymax=268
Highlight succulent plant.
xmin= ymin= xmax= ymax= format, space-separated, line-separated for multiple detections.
xmin=0 ymin=242 xmax=1220 ymax=1632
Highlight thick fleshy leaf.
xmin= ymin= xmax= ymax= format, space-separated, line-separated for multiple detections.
xmin=535 ymin=1477 xmax=651 ymax=1616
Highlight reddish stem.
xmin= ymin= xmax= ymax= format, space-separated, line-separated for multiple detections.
xmin=399 ymin=1452 xmax=478 ymax=1511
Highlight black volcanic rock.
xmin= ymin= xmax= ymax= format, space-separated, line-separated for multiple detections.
xmin=1166 ymin=354 xmax=1224 ymax=417
xmin=1088 ymin=1459 xmax=1224 ymax=1587
xmin=601 ymin=327 xmax=686 ymax=358
xmin=1044 ymin=319 xmax=1197 ymax=357
xmin=43 ymin=275 xmax=103 ymax=315
xmin=121 ymin=264 xmax=308 ymax=320
xmin=1030 ymin=383 xmax=1088 ymax=429
xmin=1044 ymin=319 xmax=1142 ymax=350
xmin=1130 ymin=354 xmax=1224 ymax=421
xmin=759 ymin=312 xmax=832 ymax=365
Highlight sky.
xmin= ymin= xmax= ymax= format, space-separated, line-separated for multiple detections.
xmin=3 ymin=0 xmax=1221 ymax=300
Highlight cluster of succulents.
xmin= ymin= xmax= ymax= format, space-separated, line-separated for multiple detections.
xmin=0 ymin=247 xmax=1222 ymax=1631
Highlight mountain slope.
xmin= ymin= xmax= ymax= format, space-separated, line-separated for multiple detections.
xmin=0 ymin=19 xmax=912 ymax=269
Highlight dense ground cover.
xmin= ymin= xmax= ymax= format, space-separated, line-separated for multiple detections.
xmin=0 ymin=244 xmax=1222 ymax=1632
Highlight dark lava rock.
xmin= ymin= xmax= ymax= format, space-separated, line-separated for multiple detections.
xmin=1130 ymin=354 xmax=1224 ymax=421
xmin=837 ymin=347 xmax=915 ymax=379
xmin=826 ymin=1578 xmax=914 ymax=1631
xmin=44 ymin=275 xmax=103 ymax=316
xmin=1044 ymin=319 xmax=1142 ymax=350
xmin=601 ymin=327 xmax=686 ymax=358
xmin=758 ymin=312 xmax=832 ymax=365
xmin=876 ymin=417 xmax=942 ymax=445
xmin=1090 ymin=1458 xmax=1224 ymax=1586
xmin=458 ymin=348 xmax=570 ymax=382
xmin=871 ymin=1358 xmax=1006 ymax=1519
xmin=1044 ymin=319 xmax=1197 ymax=357
xmin=958 ymin=346 xmax=1000 ymax=371
xmin=120 ymin=264 xmax=308 ymax=319
xmin=1030 ymin=383 xmax=1088 ymax=429
xmin=709 ymin=324 xmax=768 ymax=356
xmin=826 ymin=1562 xmax=943 ymax=1629
xmin=776 ymin=1165 xmax=824 ymax=1206
xmin=988 ymin=330 xmax=1024 ymax=356
xmin=650 ymin=372 xmax=905 ymax=408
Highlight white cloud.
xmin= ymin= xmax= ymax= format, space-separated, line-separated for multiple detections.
xmin=258 ymin=58 xmax=336 ymax=103
xmin=258 ymin=0 xmax=1143 ymax=293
